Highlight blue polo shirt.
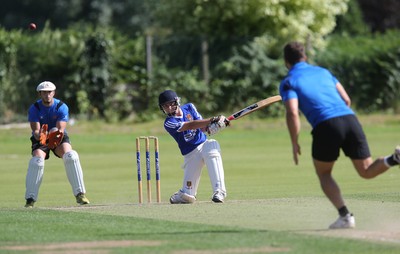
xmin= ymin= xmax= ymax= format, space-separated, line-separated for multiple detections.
xmin=28 ymin=98 xmax=69 ymax=130
xmin=279 ymin=62 xmax=354 ymax=128
xmin=163 ymin=103 xmax=207 ymax=155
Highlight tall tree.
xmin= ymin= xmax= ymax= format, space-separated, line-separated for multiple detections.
xmin=149 ymin=0 xmax=349 ymax=80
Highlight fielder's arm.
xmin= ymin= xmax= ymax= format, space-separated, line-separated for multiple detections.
xmin=284 ymin=98 xmax=301 ymax=165
xmin=30 ymin=122 xmax=41 ymax=141
xmin=56 ymin=121 xmax=67 ymax=133
xmin=336 ymin=82 xmax=351 ymax=106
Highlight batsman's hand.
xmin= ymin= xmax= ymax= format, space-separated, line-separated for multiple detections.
xmin=207 ymin=115 xmax=230 ymax=136
xmin=210 ymin=115 xmax=230 ymax=127
xmin=48 ymin=129 xmax=64 ymax=149
xmin=39 ymin=124 xmax=48 ymax=145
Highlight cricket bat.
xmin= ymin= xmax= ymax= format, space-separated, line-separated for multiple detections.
xmin=227 ymin=95 xmax=282 ymax=121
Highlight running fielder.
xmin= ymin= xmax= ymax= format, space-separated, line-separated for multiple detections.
xmin=158 ymin=90 xmax=229 ymax=203
xmin=24 ymin=81 xmax=89 ymax=208
xmin=279 ymin=42 xmax=400 ymax=229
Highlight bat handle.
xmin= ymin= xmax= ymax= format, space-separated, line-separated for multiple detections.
xmin=227 ymin=116 xmax=234 ymax=121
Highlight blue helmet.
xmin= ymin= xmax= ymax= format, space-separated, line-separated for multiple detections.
xmin=158 ymin=90 xmax=180 ymax=106
xmin=158 ymin=90 xmax=180 ymax=115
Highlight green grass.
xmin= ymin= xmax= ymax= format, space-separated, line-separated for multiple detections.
xmin=0 ymin=115 xmax=399 ymax=253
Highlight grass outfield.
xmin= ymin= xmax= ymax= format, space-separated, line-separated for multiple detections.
xmin=0 ymin=115 xmax=399 ymax=253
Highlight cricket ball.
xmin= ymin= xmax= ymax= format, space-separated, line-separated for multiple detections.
xmin=29 ymin=23 xmax=37 ymax=30
xmin=49 ymin=127 xmax=58 ymax=133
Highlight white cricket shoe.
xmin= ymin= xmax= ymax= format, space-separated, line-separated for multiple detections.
xmin=169 ymin=190 xmax=196 ymax=204
xmin=329 ymin=213 xmax=355 ymax=229
xmin=393 ymin=146 xmax=400 ymax=164
xmin=211 ymin=190 xmax=226 ymax=203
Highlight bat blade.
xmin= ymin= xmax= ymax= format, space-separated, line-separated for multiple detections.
xmin=227 ymin=95 xmax=282 ymax=121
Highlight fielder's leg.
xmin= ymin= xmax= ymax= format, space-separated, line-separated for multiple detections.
xmin=202 ymin=139 xmax=227 ymax=202
xmin=63 ymin=150 xmax=90 ymax=204
xmin=25 ymin=157 xmax=45 ymax=207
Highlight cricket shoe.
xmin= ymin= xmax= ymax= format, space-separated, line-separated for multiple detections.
xmin=25 ymin=198 xmax=35 ymax=208
xmin=211 ymin=190 xmax=226 ymax=203
xmin=329 ymin=213 xmax=355 ymax=229
xmin=75 ymin=193 xmax=90 ymax=205
xmin=393 ymin=145 xmax=400 ymax=164
xmin=169 ymin=190 xmax=196 ymax=204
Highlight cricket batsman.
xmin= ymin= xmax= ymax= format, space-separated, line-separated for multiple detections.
xmin=158 ymin=90 xmax=229 ymax=203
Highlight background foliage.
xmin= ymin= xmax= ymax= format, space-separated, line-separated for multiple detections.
xmin=316 ymin=31 xmax=400 ymax=113
xmin=0 ymin=0 xmax=399 ymax=124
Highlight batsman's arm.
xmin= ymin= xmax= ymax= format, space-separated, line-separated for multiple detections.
xmin=178 ymin=118 xmax=215 ymax=132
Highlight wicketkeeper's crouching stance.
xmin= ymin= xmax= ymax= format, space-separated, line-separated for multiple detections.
xmin=24 ymin=81 xmax=89 ymax=208
xmin=159 ymin=90 xmax=229 ymax=204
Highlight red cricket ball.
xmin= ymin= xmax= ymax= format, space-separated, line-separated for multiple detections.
xmin=29 ymin=23 xmax=37 ymax=30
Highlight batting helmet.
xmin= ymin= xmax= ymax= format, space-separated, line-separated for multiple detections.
xmin=158 ymin=90 xmax=181 ymax=115
xmin=158 ymin=90 xmax=180 ymax=107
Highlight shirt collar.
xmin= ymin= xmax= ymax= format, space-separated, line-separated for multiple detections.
xmin=290 ymin=61 xmax=308 ymax=71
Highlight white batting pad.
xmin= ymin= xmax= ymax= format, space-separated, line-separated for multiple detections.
xmin=25 ymin=157 xmax=45 ymax=200
xmin=202 ymin=139 xmax=226 ymax=194
xmin=63 ymin=150 xmax=86 ymax=196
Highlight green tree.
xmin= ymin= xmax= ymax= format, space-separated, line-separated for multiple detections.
xmin=334 ymin=0 xmax=368 ymax=35
xmin=80 ymin=32 xmax=112 ymax=119
xmin=148 ymin=0 xmax=349 ymax=113
xmin=151 ymin=0 xmax=349 ymax=56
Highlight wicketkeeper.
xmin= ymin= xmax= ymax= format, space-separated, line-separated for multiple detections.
xmin=158 ymin=90 xmax=229 ymax=203
xmin=24 ymin=81 xmax=90 ymax=208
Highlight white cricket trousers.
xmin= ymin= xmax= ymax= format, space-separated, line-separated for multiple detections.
xmin=181 ymin=139 xmax=226 ymax=197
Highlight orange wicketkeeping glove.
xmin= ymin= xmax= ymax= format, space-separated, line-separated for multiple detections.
xmin=48 ymin=129 xmax=64 ymax=149
xmin=39 ymin=124 xmax=48 ymax=145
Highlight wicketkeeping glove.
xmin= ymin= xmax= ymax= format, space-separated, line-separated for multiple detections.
xmin=39 ymin=124 xmax=48 ymax=145
xmin=48 ymin=129 xmax=64 ymax=149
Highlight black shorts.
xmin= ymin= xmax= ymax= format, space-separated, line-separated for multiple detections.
xmin=311 ymin=114 xmax=370 ymax=162
xmin=30 ymin=133 xmax=70 ymax=160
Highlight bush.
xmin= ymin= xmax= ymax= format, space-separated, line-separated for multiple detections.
xmin=315 ymin=30 xmax=400 ymax=113
xmin=211 ymin=40 xmax=285 ymax=117
xmin=0 ymin=25 xmax=149 ymax=123
xmin=2 ymin=25 xmax=399 ymax=125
